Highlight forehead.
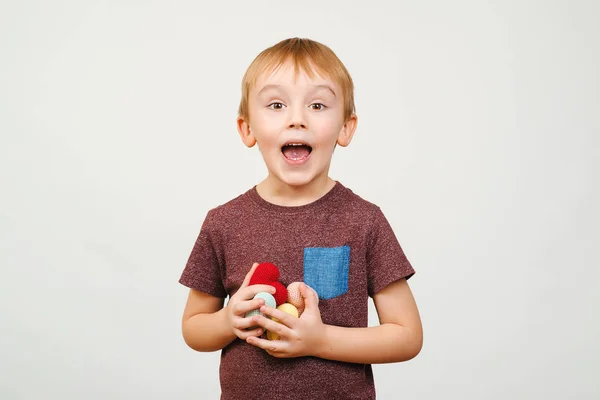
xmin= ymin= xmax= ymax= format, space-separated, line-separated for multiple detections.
xmin=253 ymin=62 xmax=338 ymax=93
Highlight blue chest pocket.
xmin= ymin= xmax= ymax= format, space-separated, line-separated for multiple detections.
xmin=303 ymin=245 xmax=350 ymax=300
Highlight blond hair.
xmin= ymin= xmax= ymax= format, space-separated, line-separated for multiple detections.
xmin=238 ymin=38 xmax=356 ymax=122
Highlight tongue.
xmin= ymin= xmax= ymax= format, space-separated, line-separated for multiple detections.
xmin=283 ymin=145 xmax=310 ymax=160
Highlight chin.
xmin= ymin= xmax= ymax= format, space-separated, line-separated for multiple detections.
xmin=275 ymin=172 xmax=326 ymax=188
xmin=279 ymin=177 xmax=312 ymax=187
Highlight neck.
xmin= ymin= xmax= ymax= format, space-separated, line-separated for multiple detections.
xmin=256 ymin=175 xmax=336 ymax=207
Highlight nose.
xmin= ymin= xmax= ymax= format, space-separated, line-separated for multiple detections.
xmin=287 ymin=104 xmax=307 ymax=130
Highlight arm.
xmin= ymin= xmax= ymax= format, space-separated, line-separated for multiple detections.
xmin=181 ymin=289 xmax=234 ymax=352
xmin=317 ymin=278 xmax=422 ymax=363
xmin=181 ymin=263 xmax=276 ymax=352
xmin=247 ymin=279 xmax=422 ymax=364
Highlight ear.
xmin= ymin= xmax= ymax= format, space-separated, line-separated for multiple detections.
xmin=237 ymin=116 xmax=256 ymax=148
xmin=336 ymin=114 xmax=358 ymax=147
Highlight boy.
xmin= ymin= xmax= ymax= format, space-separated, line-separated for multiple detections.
xmin=179 ymin=38 xmax=422 ymax=399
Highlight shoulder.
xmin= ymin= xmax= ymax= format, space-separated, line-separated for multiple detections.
xmin=336 ymin=183 xmax=396 ymax=242
xmin=337 ymin=182 xmax=383 ymax=218
xmin=202 ymin=187 xmax=255 ymax=229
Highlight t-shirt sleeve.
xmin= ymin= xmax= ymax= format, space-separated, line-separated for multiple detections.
xmin=367 ymin=206 xmax=415 ymax=297
xmin=179 ymin=210 xmax=227 ymax=298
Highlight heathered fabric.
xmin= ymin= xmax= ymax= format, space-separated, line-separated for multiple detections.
xmin=179 ymin=181 xmax=415 ymax=400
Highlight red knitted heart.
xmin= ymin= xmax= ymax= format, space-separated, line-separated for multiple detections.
xmin=249 ymin=262 xmax=280 ymax=286
xmin=268 ymin=281 xmax=287 ymax=306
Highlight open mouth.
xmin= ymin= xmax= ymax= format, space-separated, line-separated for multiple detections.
xmin=281 ymin=143 xmax=312 ymax=161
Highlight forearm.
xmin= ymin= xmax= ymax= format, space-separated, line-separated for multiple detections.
xmin=315 ymin=323 xmax=422 ymax=364
xmin=182 ymin=307 xmax=236 ymax=352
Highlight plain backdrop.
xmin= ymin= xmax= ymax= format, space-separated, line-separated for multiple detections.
xmin=1 ymin=1 xmax=598 ymax=399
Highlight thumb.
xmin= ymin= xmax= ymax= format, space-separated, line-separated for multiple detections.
xmin=300 ymin=283 xmax=320 ymax=312
xmin=241 ymin=263 xmax=259 ymax=288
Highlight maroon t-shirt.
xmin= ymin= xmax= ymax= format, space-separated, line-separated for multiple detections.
xmin=179 ymin=181 xmax=415 ymax=399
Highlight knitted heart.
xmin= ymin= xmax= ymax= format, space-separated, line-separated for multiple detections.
xmin=249 ymin=262 xmax=280 ymax=286
xmin=268 ymin=281 xmax=287 ymax=306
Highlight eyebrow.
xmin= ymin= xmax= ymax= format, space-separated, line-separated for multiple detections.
xmin=257 ymin=84 xmax=337 ymax=97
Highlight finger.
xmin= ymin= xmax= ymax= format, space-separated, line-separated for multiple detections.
xmin=251 ymin=314 xmax=292 ymax=338
xmin=260 ymin=305 xmax=298 ymax=329
xmin=234 ymin=327 xmax=264 ymax=340
xmin=300 ymin=283 xmax=319 ymax=312
xmin=247 ymin=335 xmax=285 ymax=354
xmin=238 ymin=284 xmax=276 ymax=301
xmin=232 ymin=313 xmax=267 ymax=330
xmin=233 ymin=298 xmax=267 ymax=317
xmin=241 ymin=262 xmax=260 ymax=288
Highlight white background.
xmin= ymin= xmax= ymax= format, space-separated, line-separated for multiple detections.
xmin=1 ymin=1 xmax=599 ymax=399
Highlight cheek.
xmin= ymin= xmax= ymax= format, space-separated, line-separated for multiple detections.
xmin=250 ymin=113 xmax=282 ymax=150
xmin=313 ymin=117 xmax=343 ymax=143
xmin=254 ymin=113 xmax=277 ymax=130
xmin=250 ymin=112 xmax=276 ymax=133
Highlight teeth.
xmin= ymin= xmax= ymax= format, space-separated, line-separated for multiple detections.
xmin=281 ymin=142 xmax=312 ymax=153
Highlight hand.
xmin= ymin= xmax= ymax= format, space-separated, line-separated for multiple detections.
xmin=246 ymin=283 xmax=326 ymax=358
xmin=225 ymin=262 xmax=276 ymax=341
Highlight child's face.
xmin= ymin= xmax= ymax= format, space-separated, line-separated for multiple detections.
xmin=238 ymin=62 xmax=357 ymax=189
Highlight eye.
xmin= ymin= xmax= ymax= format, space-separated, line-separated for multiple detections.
xmin=267 ymin=102 xmax=285 ymax=110
xmin=309 ymin=103 xmax=326 ymax=111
